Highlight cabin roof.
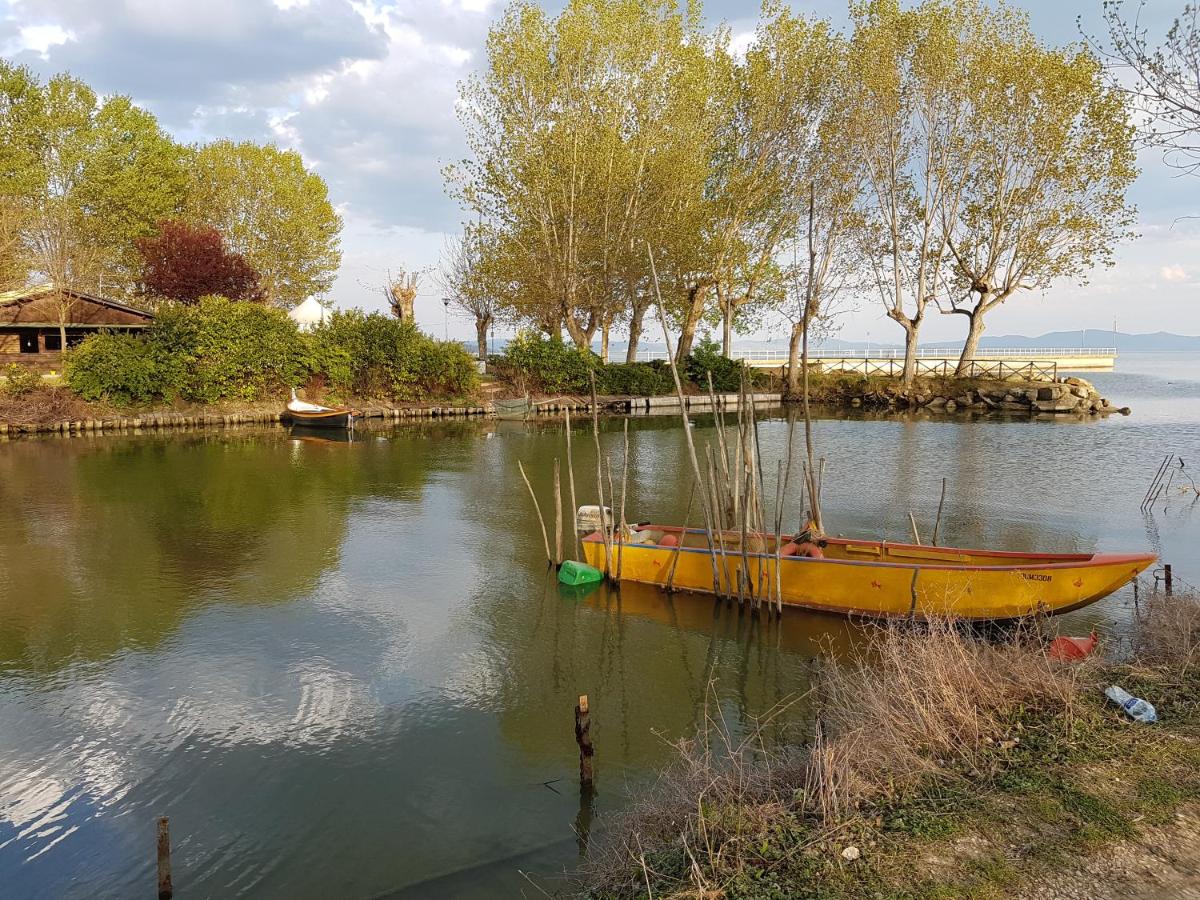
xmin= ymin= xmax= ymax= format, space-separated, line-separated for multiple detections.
xmin=0 ymin=284 xmax=155 ymax=322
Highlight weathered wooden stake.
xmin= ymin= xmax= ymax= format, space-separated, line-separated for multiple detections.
xmin=908 ymin=512 xmax=923 ymax=546
xmin=575 ymin=694 xmax=594 ymax=786
xmin=518 ymin=460 xmax=553 ymax=565
xmin=1165 ymin=563 xmax=1173 ymax=595
xmin=157 ymin=816 xmax=172 ymax=900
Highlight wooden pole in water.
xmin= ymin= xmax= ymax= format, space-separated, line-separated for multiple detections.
xmin=157 ymin=817 xmax=172 ymax=900
xmin=648 ymin=245 xmax=724 ymax=599
xmin=617 ymin=419 xmax=629 ymax=582
xmin=518 ymin=460 xmax=553 ymax=565
xmin=554 ymin=459 xmax=563 ymax=566
xmin=1165 ymin=563 xmax=1173 ymax=595
xmin=575 ymin=694 xmax=594 ymax=786
xmin=565 ymin=409 xmax=580 ymax=560
xmin=589 ymin=372 xmax=612 ymax=577
xmin=932 ymin=477 xmax=948 ymax=546
xmin=666 ymin=481 xmax=697 ymax=592
xmin=908 ymin=512 xmax=922 ymax=546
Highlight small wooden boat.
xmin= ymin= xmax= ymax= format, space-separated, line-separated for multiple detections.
xmin=581 ymin=525 xmax=1155 ymax=621
xmin=286 ymin=390 xmax=358 ymax=429
xmin=494 ymin=397 xmax=532 ymax=420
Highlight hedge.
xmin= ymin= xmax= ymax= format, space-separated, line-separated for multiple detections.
xmin=65 ymin=296 xmax=479 ymax=406
xmin=499 ymin=332 xmax=756 ymax=395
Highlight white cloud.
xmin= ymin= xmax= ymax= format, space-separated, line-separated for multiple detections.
xmin=15 ymin=22 xmax=74 ymax=55
xmin=1161 ymin=264 xmax=1189 ymax=283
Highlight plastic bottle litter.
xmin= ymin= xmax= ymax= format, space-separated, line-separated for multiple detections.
xmin=1104 ymin=685 xmax=1158 ymax=723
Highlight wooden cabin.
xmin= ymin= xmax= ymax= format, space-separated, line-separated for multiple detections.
xmin=0 ymin=285 xmax=154 ymax=372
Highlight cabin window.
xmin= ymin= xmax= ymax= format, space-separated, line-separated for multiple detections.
xmin=66 ymin=331 xmax=87 ymax=348
xmin=43 ymin=333 xmax=62 ymax=351
xmin=19 ymin=332 xmax=39 ymax=353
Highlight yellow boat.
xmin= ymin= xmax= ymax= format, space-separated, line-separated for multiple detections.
xmin=581 ymin=525 xmax=1155 ymax=621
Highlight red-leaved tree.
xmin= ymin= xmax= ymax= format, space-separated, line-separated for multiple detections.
xmin=137 ymin=219 xmax=263 ymax=303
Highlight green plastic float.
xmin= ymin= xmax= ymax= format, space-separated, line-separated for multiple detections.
xmin=558 ymin=560 xmax=604 ymax=586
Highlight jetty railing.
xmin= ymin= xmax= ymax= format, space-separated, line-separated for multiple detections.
xmin=632 ymin=347 xmax=1114 ymax=363
xmin=832 ymin=359 xmax=1058 ymax=380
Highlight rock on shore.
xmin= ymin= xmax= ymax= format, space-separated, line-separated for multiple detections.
xmin=854 ymin=376 xmax=1129 ymax=416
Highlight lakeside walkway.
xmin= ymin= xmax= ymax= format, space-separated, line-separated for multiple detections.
xmin=635 ymin=347 xmax=1119 ymax=372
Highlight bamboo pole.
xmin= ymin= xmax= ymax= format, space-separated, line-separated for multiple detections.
xmin=519 ymin=460 xmax=553 ymax=565
xmin=666 ymin=482 xmax=697 ymax=592
xmin=606 ymin=457 xmax=618 ymax=584
xmin=908 ymin=512 xmax=922 ymax=546
xmin=932 ymin=477 xmax=947 ymax=546
xmin=774 ymin=458 xmax=785 ymax=616
xmin=589 ymin=372 xmax=612 ymax=577
xmin=554 ymin=459 xmax=563 ymax=566
xmin=565 ymin=408 xmax=580 ymax=560
xmin=648 ymin=245 xmax=724 ymax=598
xmin=617 ymin=419 xmax=629 ymax=582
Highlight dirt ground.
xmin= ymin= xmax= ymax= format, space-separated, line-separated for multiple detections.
xmin=1017 ymin=804 xmax=1200 ymax=900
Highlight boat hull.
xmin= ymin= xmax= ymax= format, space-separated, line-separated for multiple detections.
xmin=581 ymin=528 xmax=1155 ymax=621
xmin=286 ymin=409 xmax=354 ymax=428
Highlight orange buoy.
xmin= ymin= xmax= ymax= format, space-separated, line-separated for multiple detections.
xmin=1048 ymin=631 xmax=1098 ymax=662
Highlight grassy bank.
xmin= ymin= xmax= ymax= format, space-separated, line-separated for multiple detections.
xmin=584 ymin=593 xmax=1200 ymax=899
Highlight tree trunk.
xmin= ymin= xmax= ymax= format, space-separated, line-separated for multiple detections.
xmin=674 ymin=283 xmax=709 ymax=365
xmin=785 ymin=321 xmax=804 ymax=398
xmin=475 ymin=315 xmax=491 ymax=360
xmin=719 ymin=283 xmax=734 ymax=357
xmin=901 ymin=324 xmax=919 ymax=388
xmin=955 ymin=308 xmax=985 ymax=376
xmin=626 ymin=298 xmax=648 ymax=363
xmin=600 ymin=320 xmax=610 ymax=363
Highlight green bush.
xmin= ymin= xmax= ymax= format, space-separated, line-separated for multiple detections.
xmin=1 ymin=362 xmax=43 ymax=397
xmin=65 ymin=298 xmax=478 ymax=407
xmin=597 ymin=361 xmax=674 ymax=396
xmin=502 ymin=332 xmax=598 ymax=393
xmin=685 ymin=335 xmax=747 ymax=392
xmin=309 ymin=310 xmax=478 ymax=400
xmin=66 ymin=332 xmax=160 ymax=403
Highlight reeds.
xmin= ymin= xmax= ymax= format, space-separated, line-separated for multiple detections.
xmin=584 ymin=621 xmax=1092 ymax=896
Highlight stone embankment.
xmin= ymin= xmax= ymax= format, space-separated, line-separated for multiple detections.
xmin=0 ymin=404 xmax=492 ymax=438
xmin=852 ymin=376 xmax=1130 ymax=416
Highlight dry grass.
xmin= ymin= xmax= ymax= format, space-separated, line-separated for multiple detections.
xmin=813 ymin=621 xmax=1088 ymax=821
xmin=0 ymin=384 xmax=96 ymax=425
xmin=1132 ymin=590 xmax=1200 ymax=677
xmin=584 ymin=622 xmax=1093 ymax=897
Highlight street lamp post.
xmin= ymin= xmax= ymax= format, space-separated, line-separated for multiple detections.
xmin=441 ymin=297 xmax=450 ymax=341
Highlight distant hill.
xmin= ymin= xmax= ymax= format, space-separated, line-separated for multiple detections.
xmin=918 ymin=330 xmax=1200 ymax=352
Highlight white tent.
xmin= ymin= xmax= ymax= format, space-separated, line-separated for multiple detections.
xmin=289 ymin=297 xmax=328 ymax=332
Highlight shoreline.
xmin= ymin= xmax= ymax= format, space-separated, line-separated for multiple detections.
xmin=0 ymin=378 xmax=1132 ymax=439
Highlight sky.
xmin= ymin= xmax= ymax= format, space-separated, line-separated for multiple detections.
xmin=1 ymin=0 xmax=1196 ymax=345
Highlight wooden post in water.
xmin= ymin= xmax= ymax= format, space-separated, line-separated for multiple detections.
xmin=518 ymin=460 xmax=553 ymax=566
xmin=554 ymin=459 xmax=563 ymax=566
xmin=157 ymin=817 xmax=172 ymax=900
xmin=565 ymin=409 xmax=580 ymax=560
xmin=932 ymin=477 xmax=948 ymax=546
xmin=908 ymin=513 xmax=923 ymax=546
xmin=575 ymin=694 xmax=594 ymax=786
xmin=1165 ymin=564 xmax=1173 ymax=595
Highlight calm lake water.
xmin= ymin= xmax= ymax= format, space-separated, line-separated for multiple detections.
xmin=1 ymin=352 xmax=1198 ymax=898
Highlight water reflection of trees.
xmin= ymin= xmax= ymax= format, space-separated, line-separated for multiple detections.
xmin=0 ymin=431 xmax=435 ymax=672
